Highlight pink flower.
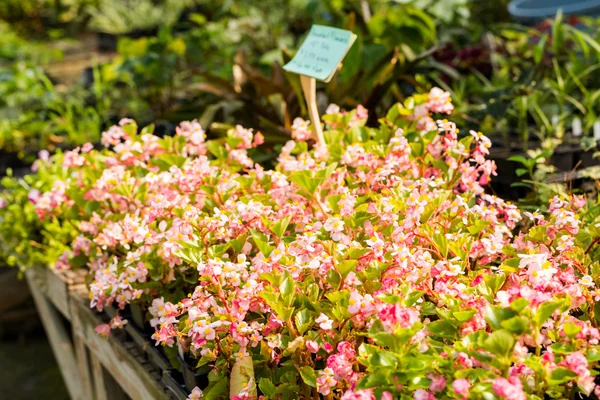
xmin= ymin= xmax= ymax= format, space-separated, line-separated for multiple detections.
xmin=561 ymin=352 xmax=589 ymax=377
xmin=428 ymin=374 xmax=446 ymax=392
xmin=452 ymin=378 xmax=470 ymax=396
xmin=94 ymin=324 xmax=111 ymax=338
xmin=28 ymin=189 xmax=41 ymax=204
xmin=316 ymin=368 xmax=337 ymax=396
xmin=326 ymin=104 xmax=341 ymax=114
xmin=110 ymin=315 xmax=128 ymax=329
xmin=291 ymin=118 xmax=313 ymax=142
xmin=306 ymin=340 xmax=319 ymax=353
xmin=492 ymin=377 xmax=526 ymax=400
xmin=348 ymin=291 xmax=374 ymax=315
xmin=337 ymin=341 xmax=356 ymax=359
xmin=38 ymin=149 xmax=50 ymax=161
xmin=324 ymin=217 xmax=345 ymax=242
xmin=377 ymin=304 xmax=419 ymax=332
xmin=341 ymin=389 xmax=375 ymax=400
xmin=187 ymin=386 xmax=202 ymax=400
xmin=414 ymin=389 xmax=436 ymax=400
xmin=427 ymin=87 xmax=453 ymax=114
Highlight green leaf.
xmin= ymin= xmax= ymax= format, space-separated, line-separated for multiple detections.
xmin=466 ymin=220 xmax=490 ymax=235
xmin=533 ymin=35 xmax=547 ymax=64
xmin=271 ymin=216 xmax=292 ymax=238
xmin=299 ymin=366 xmax=317 ymax=387
xmin=586 ymin=347 xmax=600 ymax=362
xmin=259 ymin=378 xmax=277 ymax=397
xmin=432 ymin=233 xmax=448 ymax=257
xmin=426 ymin=320 xmax=457 ymax=339
xmin=294 ymin=309 xmax=313 ymax=335
xmin=500 ymin=316 xmax=530 ymax=335
xmin=549 ymin=367 xmax=578 ymax=385
xmin=288 ymin=170 xmax=322 ymax=197
xmin=564 ymin=322 xmax=582 ymax=339
xmin=535 ymin=301 xmax=561 ymax=326
xmin=280 ymin=272 xmax=295 ymax=299
xmin=485 ymin=305 xmax=517 ymax=330
xmin=552 ymin=10 xmax=564 ymax=57
xmin=355 ymin=369 xmax=390 ymax=390
xmin=250 ymin=229 xmax=274 ymax=257
xmin=453 ymin=310 xmax=476 ymax=323
xmin=483 ymin=329 xmax=515 ymax=358
xmin=483 ymin=274 xmax=506 ymax=294
xmin=206 ymin=141 xmax=228 ymax=159
xmin=510 ymin=298 xmax=530 ymax=312
xmin=203 ymin=376 xmax=229 ymax=400
xmin=404 ymin=291 xmax=425 ymax=307
xmin=370 ymin=350 xmax=400 ymax=367
xmin=337 ymin=260 xmax=358 ymax=278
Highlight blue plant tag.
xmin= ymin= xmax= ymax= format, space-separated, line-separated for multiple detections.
xmin=283 ymin=25 xmax=357 ymax=82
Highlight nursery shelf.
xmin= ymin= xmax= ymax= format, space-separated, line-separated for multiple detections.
xmin=25 ymin=267 xmax=171 ymax=400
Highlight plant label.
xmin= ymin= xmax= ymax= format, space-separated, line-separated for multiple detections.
xmin=283 ymin=25 xmax=357 ymax=82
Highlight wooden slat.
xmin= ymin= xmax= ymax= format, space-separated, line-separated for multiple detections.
xmin=25 ymin=271 xmax=86 ymax=400
xmin=25 ymin=268 xmax=71 ymax=319
xmin=91 ymin=354 xmax=108 ymax=400
xmin=70 ymin=294 xmax=168 ymax=400
xmin=74 ymin=333 xmax=96 ymax=399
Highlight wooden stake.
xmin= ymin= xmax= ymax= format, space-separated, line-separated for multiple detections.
xmin=300 ymin=75 xmax=325 ymax=147
xmin=25 ymin=270 xmax=86 ymax=400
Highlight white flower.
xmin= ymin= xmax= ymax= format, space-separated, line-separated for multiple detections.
xmin=315 ymin=313 xmax=333 ymax=330
xmin=580 ymin=275 xmax=595 ymax=287
xmin=187 ymin=387 xmax=202 ymax=400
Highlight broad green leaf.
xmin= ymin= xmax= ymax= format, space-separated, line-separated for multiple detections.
xmin=536 ymin=301 xmax=561 ymax=325
xmin=426 ymin=320 xmax=457 ymax=339
xmin=259 ymin=378 xmax=277 ymax=397
xmin=549 ymin=367 xmax=578 ymax=385
xmin=563 ymin=322 xmax=582 ymax=339
xmin=483 ymin=329 xmax=515 ymax=358
xmin=485 ymin=305 xmax=517 ymax=330
xmin=299 ymin=366 xmax=317 ymax=387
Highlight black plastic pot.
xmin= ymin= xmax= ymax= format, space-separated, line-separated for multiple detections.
xmin=129 ymin=303 xmax=154 ymax=334
xmin=162 ymin=370 xmax=188 ymax=400
xmin=124 ymin=322 xmax=151 ymax=352
xmin=146 ymin=344 xmax=173 ymax=372
xmin=177 ymin=354 xmax=210 ymax=392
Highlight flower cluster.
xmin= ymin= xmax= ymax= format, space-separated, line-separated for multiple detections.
xmin=3 ymin=87 xmax=600 ymax=400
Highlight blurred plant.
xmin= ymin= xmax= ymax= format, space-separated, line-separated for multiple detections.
xmin=191 ymin=1 xmax=446 ymax=146
xmin=87 ymin=0 xmax=197 ymax=35
xmin=436 ymin=12 xmax=600 ymax=150
xmin=0 ymin=22 xmax=63 ymax=65
xmin=0 ymin=0 xmax=97 ymax=36
xmin=98 ymin=28 xmax=200 ymax=124
xmin=0 ymin=62 xmax=105 ymax=159
xmin=0 ymin=163 xmax=72 ymax=270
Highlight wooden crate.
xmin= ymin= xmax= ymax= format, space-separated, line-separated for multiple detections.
xmin=25 ymin=267 xmax=171 ymax=400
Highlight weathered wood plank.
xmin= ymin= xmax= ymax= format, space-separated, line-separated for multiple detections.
xmin=25 ymin=271 xmax=86 ymax=400
xmin=91 ymin=354 xmax=108 ymax=400
xmin=25 ymin=268 xmax=71 ymax=319
xmin=70 ymin=293 xmax=168 ymax=400
xmin=74 ymin=333 xmax=96 ymax=399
